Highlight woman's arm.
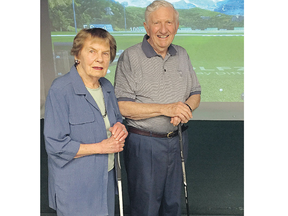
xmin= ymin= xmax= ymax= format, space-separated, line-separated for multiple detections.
xmin=74 ymin=136 xmax=125 ymax=158
xmin=74 ymin=122 xmax=128 ymax=159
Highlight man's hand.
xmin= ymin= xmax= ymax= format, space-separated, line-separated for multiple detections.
xmin=163 ymin=102 xmax=192 ymax=125
xmin=170 ymin=94 xmax=201 ymax=126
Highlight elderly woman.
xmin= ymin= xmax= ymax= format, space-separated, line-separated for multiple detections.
xmin=44 ymin=28 xmax=127 ymax=216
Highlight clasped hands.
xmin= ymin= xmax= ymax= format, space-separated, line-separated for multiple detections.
xmin=166 ymin=102 xmax=193 ymax=127
xmin=101 ymin=122 xmax=128 ymax=154
xmin=101 ymin=102 xmax=192 ymax=153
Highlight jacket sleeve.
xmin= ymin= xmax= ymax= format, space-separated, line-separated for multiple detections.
xmin=44 ymin=87 xmax=80 ymax=168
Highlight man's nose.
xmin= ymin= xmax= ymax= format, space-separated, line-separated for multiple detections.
xmin=159 ymin=23 xmax=168 ymax=33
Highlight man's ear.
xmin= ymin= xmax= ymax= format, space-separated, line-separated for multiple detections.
xmin=176 ymin=22 xmax=179 ymax=33
xmin=144 ymin=22 xmax=149 ymax=36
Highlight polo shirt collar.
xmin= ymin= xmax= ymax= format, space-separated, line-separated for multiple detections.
xmin=141 ymin=34 xmax=177 ymax=58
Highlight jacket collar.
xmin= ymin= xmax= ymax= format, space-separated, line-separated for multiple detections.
xmin=69 ymin=66 xmax=111 ymax=112
xmin=69 ymin=66 xmax=86 ymax=95
xmin=69 ymin=65 xmax=111 ymax=95
xmin=141 ymin=34 xmax=177 ymax=58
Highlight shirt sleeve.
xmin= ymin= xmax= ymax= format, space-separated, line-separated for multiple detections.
xmin=103 ymin=78 xmax=124 ymax=123
xmin=114 ymin=50 xmax=137 ymax=102
xmin=187 ymin=53 xmax=201 ymax=96
xmin=44 ymin=87 xmax=80 ymax=168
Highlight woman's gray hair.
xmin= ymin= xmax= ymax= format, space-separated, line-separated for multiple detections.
xmin=145 ymin=0 xmax=179 ymax=25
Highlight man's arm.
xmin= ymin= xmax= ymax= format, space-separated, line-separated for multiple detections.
xmin=185 ymin=94 xmax=201 ymax=112
xmin=118 ymin=100 xmax=192 ymax=122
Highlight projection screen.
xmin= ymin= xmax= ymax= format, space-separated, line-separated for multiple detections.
xmin=41 ymin=0 xmax=244 ymax=120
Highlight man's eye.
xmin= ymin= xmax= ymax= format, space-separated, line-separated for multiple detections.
xmin=90 ymin=50 xmax=94 ymax=53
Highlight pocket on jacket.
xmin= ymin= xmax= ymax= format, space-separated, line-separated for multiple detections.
xmin=69 ymin=112 xmax=95 ymax=125
xmin=68 ymin=111 xmax=96 ymax=143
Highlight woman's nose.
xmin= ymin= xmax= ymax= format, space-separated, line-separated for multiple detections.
xmin=94 ymin=53 xmax=103 ymax=62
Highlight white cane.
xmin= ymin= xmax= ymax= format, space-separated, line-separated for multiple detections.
xmin=116 ymin=152 xmax=124 ymax=216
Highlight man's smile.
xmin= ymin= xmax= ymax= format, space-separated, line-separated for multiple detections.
xmin=157 ymin=35 xmax=169 ymax=39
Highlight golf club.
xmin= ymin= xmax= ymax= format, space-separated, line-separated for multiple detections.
xmin=178 ymin=124 xmax=190 ymax=216
xmin=116 ymin=152 xmax=124 ymax=216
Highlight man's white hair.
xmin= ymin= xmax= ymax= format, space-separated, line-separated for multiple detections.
xmin=145 ymin=0 xmax=179 ymax=25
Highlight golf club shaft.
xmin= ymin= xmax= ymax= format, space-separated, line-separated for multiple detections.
xmin=117 ymin=180 xmax=124 ymax=216
xmin=178 ymin=124 xmax=190 ymax=216
xmin=116 ymin=152 xmax=124 ymax=216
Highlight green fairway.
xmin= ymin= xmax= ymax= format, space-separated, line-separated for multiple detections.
xmin=173 ymin=36 xmax=244 ymax=102
xmin=51 ymin=33 xmax=244 ymax=102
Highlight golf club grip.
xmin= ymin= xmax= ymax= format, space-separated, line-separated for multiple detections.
xmin=116 ymin=152 xmax=121 ymax=180
xmin=178 ymin=124 xmax=183 ymax=145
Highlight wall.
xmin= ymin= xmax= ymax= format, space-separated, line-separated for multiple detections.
xmin=40 ymin=120 xmax=244 ymax=215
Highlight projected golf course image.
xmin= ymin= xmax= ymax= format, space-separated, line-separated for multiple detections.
xmin=51 ymin=32 xmax=243 ymax=102
xmin=46 ymin=0 xmax=244 ymax=120
xmin=100 ymin=34 xmax=244 ymax=103
xmin=49 ymin=0 xmax=244 ymax=103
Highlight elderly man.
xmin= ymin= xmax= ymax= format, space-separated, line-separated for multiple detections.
xmin=114 ymin=0 xmax=201 ymax=215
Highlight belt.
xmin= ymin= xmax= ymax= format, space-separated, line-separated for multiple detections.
xmin=127 ymin=125 xmax=188 ymax=139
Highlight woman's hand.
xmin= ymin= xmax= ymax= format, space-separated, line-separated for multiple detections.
xmin=99 ymin=135 xmax=125 ymax=154
xmin=109 ymin=122 xmax=128 ymax=142
xmin=99 ymin=122 xmax=127 ymax=154
xmin=74 ymin=122 xmax=128 ymax=158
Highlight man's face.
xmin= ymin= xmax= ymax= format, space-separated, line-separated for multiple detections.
xmin=144 ymin=6 xmax=179 ymax=57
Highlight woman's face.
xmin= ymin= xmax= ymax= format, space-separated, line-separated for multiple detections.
xmin=76 ymin=36 xmax=111 ymax=82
